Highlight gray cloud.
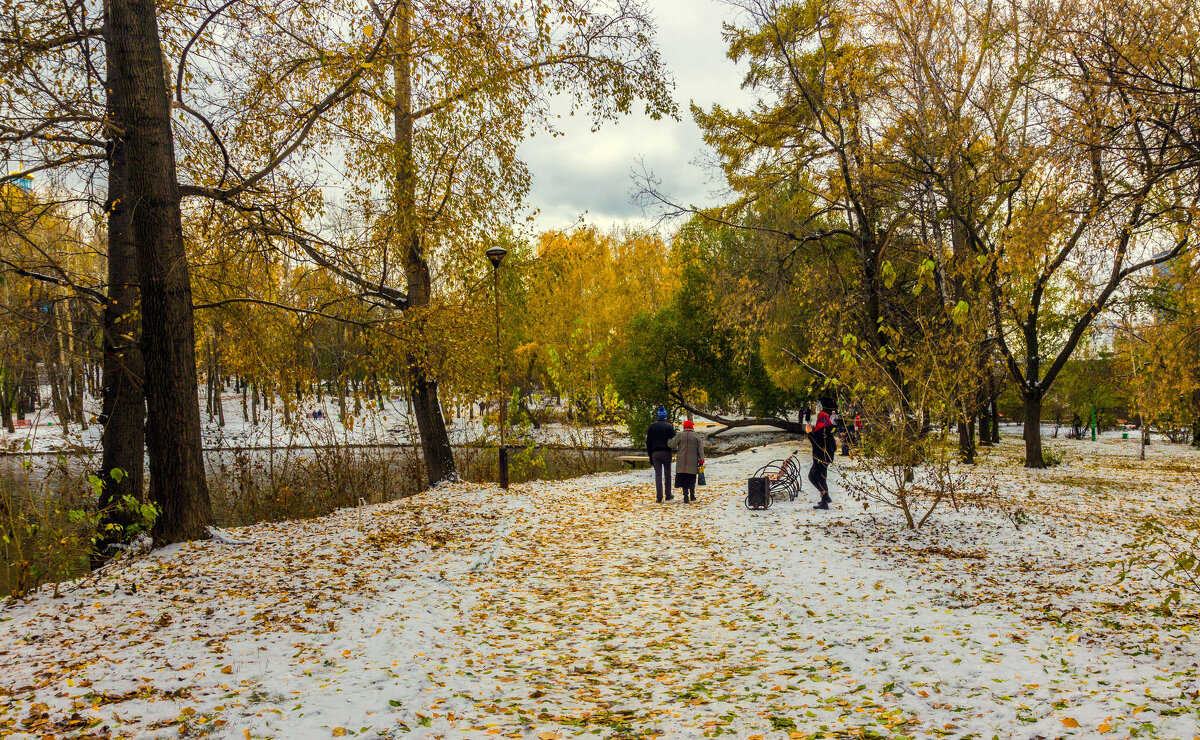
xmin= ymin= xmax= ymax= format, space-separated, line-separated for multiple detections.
xmin=521 ymin=0 xmax=755 ymax=233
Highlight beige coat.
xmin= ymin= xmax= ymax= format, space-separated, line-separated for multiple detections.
xmin=669 ymin=429 xmax=705 ymax=474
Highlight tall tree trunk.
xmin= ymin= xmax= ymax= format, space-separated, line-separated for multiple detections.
xmin=977 ymin=384 xmax=992 ymax=447
xmin=990 ymin=394 xmax=1000 ymax=443
xmin=1023 ymin=392 xmax=1045 ymax=468
xmin=213 ymin=335 xmax=225 ymax=428
xmin=52 ymin=304 xmax=74 ymax=430
xmin=48 ymin=361 xmax=71 ymax=432
xmin=958 ymin=412 xmax=975 ymax=464
xmin=205 ymin=336 xmax=215 ymax=420
xmin=108 ymin=0 xmax=211 ymax=543
xmin=252 ymin=382 xmax=259 ymax=426
xmin=66 ymin=307 xmax=87 ymax=430
xmin=393 ymin=0 xmax=456 ymax=484
xmin=0 ymin=372 xmax=14 ymax=434
xmin=95 ymin=87 xmax=146 ymax=565
xmin=1192 ymin=388 xmax=1200 ymax=447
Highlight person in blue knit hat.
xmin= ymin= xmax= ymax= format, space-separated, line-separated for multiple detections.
xmin=645 ymin=405 xmax=676 ymax=503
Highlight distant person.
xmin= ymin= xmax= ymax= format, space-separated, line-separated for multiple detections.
xmin=807 ymin=397 xmax=838 ymax=510
xmin=646 ymin=406 xmax=677 ymax=503
xmin=670 ymin=419 xmax=705 ymax=503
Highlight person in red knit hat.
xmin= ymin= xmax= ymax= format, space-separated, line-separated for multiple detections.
xmin=807 ymin=397 xmax=839 ymax=509
xmin=669 ymin=419 xmax=705 ymax=503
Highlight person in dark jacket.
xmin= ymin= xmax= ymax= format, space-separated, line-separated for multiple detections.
xmin=646 ymin=405 xmax=676 ymax=502
xmin=807 ymin=397 xmax=838 ymax=509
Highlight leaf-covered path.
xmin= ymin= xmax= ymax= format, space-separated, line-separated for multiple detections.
xmin=427 ymin=480 xmax=913 ymax=738
xmin=2 ymin=439 xmax=1199 ymax=739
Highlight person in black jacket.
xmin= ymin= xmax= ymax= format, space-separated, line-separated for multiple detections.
xmin=646 ymin=405 xmax=677 ymax=502
xmin=807 ymin=397 xmax=839 ymax=509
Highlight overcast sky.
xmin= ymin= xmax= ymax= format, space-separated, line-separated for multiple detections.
xmin=520 ymin=0 xmax=755 ymax=233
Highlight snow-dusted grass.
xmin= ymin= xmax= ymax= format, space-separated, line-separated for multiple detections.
xmin=0 ymin=391 xmax=635 ymax=455
xmin=1 ymin=435 xmax=1197 ymax=739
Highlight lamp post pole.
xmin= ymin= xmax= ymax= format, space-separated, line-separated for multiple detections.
xmin=486 ymin=245 xmax=509 ymax=488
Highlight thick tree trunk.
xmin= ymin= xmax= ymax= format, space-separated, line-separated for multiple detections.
xmin=0 ymin=374 xmax=14 ymax=433
xmin=66 ymin=309 xmax=87 ymax=430
xmin=48 ymin=362 xmax=70 ymax=432
xmin=109 ymin=0 xmax=211 ymax=543
xmin=94 ymin=75 xmax=147 ymax=566
xmin=411 ymin=370 xmax=455 ymax=484
xmin=393 ymin=0 xmax=456 ymax=485
xmin=50 ymin=306 xmax=73 ymax=430
xmin=214 ymin=337 xmax=225 ymax=428
xmin=958 ymin=414 xmax=975 ymax=464
xmin=978 ymin=395 xmax=992 ymax=447
xmin=1023 ymin=393 xmax=1045 ymax=468
xmin=1193 ymin=388 xmax=1200 ymax=447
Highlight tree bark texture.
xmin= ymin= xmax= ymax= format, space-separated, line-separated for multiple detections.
xmin=392 ymin=0 xmax=457 ymax=484
xmin=94 ymin=68 xmax=147 ymax=565
xmin=108 ymin=0 xmax=212 ymax=543
xmin=1023 ymin=393 xmax=1045 ymax=468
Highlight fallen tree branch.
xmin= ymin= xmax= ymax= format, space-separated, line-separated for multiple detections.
xmin=671 ymin=391 xmax=807 ymax=436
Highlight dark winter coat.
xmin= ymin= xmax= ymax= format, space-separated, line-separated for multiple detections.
xmin=646 ymin=420 xmax=676 ymax=458
xmin=809 ymin=410 xmax=837 ymax=464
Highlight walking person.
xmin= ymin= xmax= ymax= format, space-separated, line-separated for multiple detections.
xmin=646 ymin=405 xmax=676 ymax=503
xmin=669 ymin=419 xmax=705 ymax=502
xmin=807 ymin=397 xmax=838 ymax=509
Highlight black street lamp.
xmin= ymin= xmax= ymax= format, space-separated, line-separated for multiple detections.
xmin=486 ymin=245 xmax=509 ymax=488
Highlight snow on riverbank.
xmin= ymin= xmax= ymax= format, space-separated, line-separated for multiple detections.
xmin=0 ymin=392 xmax=631 ymax=455
xmin=1 ymin=435 xmax=1198 ymax=738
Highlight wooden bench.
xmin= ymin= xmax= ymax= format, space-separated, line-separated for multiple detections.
xmin=615 ymin=455 xmax=655 ymax=467
xmin=12 ymin=419 xmax=31 ymax=428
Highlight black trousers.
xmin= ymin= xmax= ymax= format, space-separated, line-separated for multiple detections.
xmin=676 ymin=472 xmax=697 ymax=498
xmin=808 ymin=459 xmax=829 ymax=496
xmin=651 ymin=450 xmax=672 ymax=499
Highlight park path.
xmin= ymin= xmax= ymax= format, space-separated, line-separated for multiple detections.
xmin=416 ymin=477 xmax=915 ymax=739
xmin=7 ymin=441 xmax=1194 ymax=739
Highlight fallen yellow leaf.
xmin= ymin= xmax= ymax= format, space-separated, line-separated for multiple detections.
xmin=221 ymin=665 xmax=233 ymax=675
xmin=332 ymin=729 xmax=347 ymax=738
xmin=1061 ymin=717 xmax=1080 ymax=728
xmin=537 ymin=733 xmax=561 ymax=740
xmin=1098 ymin=723 xmax=1111 ymax=733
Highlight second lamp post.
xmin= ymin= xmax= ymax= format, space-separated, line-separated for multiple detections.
xmin=485 ymin=244 xmax=509 ymax=488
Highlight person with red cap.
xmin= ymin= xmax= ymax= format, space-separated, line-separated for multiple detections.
xmin=807 ymin=396 xmax=839 ymax=509
xmin=669 ymin=418 xmax=705 ymax=502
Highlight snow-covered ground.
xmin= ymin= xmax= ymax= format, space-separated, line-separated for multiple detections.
xmin=0 ymin=392 xmax=631 ymax=455
xmin=1 ymin=434 xmax=1198 ymax=738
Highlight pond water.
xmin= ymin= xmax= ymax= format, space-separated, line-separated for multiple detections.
xmin=0 ymin=445 xmax=632 ymax=598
